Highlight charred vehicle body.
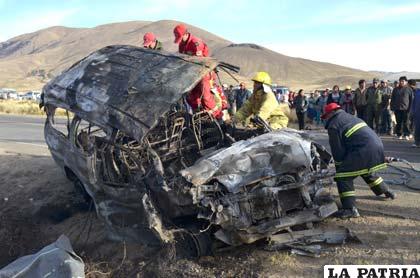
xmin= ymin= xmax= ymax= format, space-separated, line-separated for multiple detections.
xmin=43 ymin=45 xmax=337 ymax=255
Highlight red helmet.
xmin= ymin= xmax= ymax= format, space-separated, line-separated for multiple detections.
xmin=321 ymin=103 xmax=341 ymax=119
xmin=173 ymin=24 xmax=187 ymax=44
xmin=143 ymin=32 xmax=156 ymax=47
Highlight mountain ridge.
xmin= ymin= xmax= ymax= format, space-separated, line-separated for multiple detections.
xmin=0 ymin=20 xmax=384 ymax=91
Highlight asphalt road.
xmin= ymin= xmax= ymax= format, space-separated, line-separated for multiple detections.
xmin=0 ymin=114 xmax=67 ymax=148
xmin=310 ymin=130 xmax=420 ymax=164
xmin=0 ymin=114 xmax=419 ymax=163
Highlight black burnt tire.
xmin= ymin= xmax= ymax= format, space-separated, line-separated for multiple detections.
xmin=73 ymin=179 xmax=93 ymax=204
xmin=64 ymin=167 xmax=93 ymax=204
xmin=173 ymin=228 xmax=213 ymax=258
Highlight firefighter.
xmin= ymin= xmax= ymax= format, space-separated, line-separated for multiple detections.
xmin=186 ymin=72 xmax=223 ymax=120
xmin=322 ymin=103 xmax=396 ymax=218
xmin=173 ymin=24 xmax=209 ymax=57
xmin=235 ymin=72 xmax=288 ymax=129
xmin=174 ymin=24 xmax=219 ymax=119
xmin=210 ymin=80 xmax=229 ymax=121
xmin=143 ymin=32 xmax=162 ymax=50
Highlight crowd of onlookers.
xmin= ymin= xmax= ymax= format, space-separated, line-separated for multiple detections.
xmin=223 ymin=76 xmax=420 ymax=147
xmin=294 ymin=77 xmax=420 ymax=147
xmin=222 ymin=82 xmax=251 ymax=115
xmin=140 ymin=26 xmax=420 ymax=147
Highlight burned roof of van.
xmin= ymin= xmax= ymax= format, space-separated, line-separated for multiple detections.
xmin=42 ymin=45 xmax=229 ymax=140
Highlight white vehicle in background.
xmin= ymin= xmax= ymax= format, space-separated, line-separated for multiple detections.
xmin=22 ymin=91 xmax=41 ymax=102
xmin=8 ymin=92 xmax=19 ymax=100
xmin=0 ymin=88 xmax=17 ymax=99
xmin=272 ymin=85 xmax=290 ymax=104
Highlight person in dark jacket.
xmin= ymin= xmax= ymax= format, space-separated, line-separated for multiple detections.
xmin=322 ymin=103 xmax=396 ymax=218
xmin=366 ymin=78 xmax=382 ymax=133
xmin=224 ymin=84 xmax=236 ymax=116
xmin=235 ymin=82 xmax=252 ymax=110
xmin=340 ymin=86 xmax=355 ymax=115
xmin=327 ymin=85 xmax=342 ymax=104
xmin=379 ymin=80 xmax=393 ymax=135
xmin=294 ymin=89 xmax=308 ymax=130
xmin=391 ymin=76 xmax=413 ymax=140
xmin=409 ymin=79 xmax=420 ymax=147
xmin=307 ymin=92 xmax=317 ymax=124
xmin=316 ymin=90 xmax=329 ymax=124
xmin=353 ymin=79 xmax=368 ymax=122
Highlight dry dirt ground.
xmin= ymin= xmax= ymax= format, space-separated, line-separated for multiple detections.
xmin=0 ymin=142 xmax=420 ymax=278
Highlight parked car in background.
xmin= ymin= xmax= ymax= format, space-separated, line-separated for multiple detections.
xmin=8 ymin=92 xmax=19 ymax=100
xmin=272 ymin=85 xmax=290 ymax=104
xmin=0 ymin=88 xmax=17 ymax=99
xmin=23 ymin=91 xmax=41 ymax=102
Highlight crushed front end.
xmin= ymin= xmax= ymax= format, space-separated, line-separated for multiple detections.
xmin=181 ymin=130 xmax=337 ymax=246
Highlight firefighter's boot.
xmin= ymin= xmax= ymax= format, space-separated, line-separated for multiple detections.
xmin=334 ymin=207 xmax=360 ymax=219
xmin=384 ymin=190 xmax=396 ymax=200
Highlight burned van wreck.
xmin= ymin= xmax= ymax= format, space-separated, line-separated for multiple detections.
xmin=43 ymin=45 xmax=337 ymax=255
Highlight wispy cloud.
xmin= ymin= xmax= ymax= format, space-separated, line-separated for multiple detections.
xmin=123 ymin=0 xmax=194 ymax=18
xmin=0 ymin=8 xmax=78 ymax=40
xmin=265 ymin=34 xmax=420 ymax=72
xmin=319 ymin=2 xmax=420 ymax=25
xmin=276 ymin=2 xmax=420 ymax=31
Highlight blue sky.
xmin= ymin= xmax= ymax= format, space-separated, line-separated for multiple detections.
xmin=0 ymin=0 xmax=419 ymax=71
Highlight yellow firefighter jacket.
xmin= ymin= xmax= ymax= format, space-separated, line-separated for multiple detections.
xmin=235 ymin=88 xmax=289 ymax=129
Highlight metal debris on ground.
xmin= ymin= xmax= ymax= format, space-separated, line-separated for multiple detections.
xmin=265 ymin=226 xmax=361 ymax=256
xmin=289 ymin=244 xmax=322 ymax=258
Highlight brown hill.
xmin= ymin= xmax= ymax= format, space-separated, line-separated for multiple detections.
xmin=212 ymin=43 xmax=375 ymax=89
xmin=0 ymin=20 xmax=374 ymax=91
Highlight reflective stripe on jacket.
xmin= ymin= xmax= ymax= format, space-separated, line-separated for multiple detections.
xmin=325 ymin=110 xmax=386 ymax=179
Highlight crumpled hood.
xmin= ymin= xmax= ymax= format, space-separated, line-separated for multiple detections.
xmin=180 ymin=129 xmax=313 ymax=193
